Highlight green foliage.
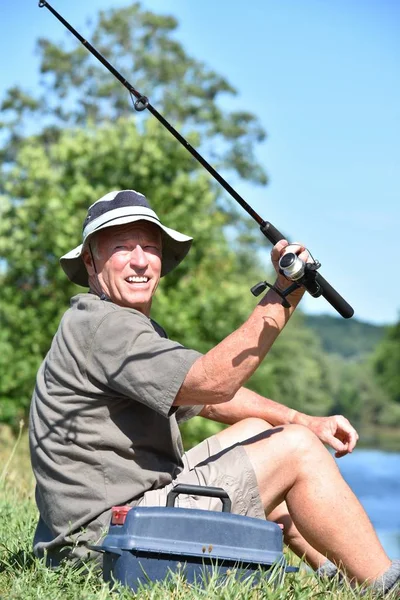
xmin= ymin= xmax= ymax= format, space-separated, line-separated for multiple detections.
xmin=246 ymin=315 xmax=334 ymax=416
xmin=0 ymin=1 xmax=271 ymax=427
xmin=301 ymin=314 xmax=400 ymax=432
xmin=327 ymin=357 xmax=391 ymax=428
xmin=180 ymin=418 xmax=225 ymax=451
xmin=303 ymin=314 xmax=386 ymax=359
xmin=1 ymin=107 xmax=397 ymax=430
xmin=0 ymin=1 xmax=398 ymax=437
xmin=372 ymin=318 xmax=400 ymax=404
xmin=0 ymin=115 xmax=262 ymax=427
xmin=1 ymin=3 xmax=267 ymax=184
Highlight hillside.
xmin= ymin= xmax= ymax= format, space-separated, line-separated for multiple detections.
xmin=303 ymin=314 xmax=387 ymax=359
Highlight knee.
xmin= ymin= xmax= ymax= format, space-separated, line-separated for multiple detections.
xmin=278 ymin=424 xmax=322 ymax=457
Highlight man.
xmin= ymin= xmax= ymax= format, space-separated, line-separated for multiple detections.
xmin=29 ymin=190 xmax=399 ymax=595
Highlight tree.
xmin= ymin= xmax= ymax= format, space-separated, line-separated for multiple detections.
xmin=0 ymin=2 xmax=270 ymax=427
xmin=246 ymin=316 xmax=335 ymax=417
xmin=0 ymin=2 xmax=358 ymax=437
xmin=1 ymin=3 xmax=267 ymax=185
xmin=372 ymin=318 xmax=400 ymax=405
xmin=0 ymin=113 xmax=267 ymax=425
xmin=327 ymin=358 xmax=391 ymax=429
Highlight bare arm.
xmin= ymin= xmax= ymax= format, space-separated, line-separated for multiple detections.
xmin=199 ymin=387 xmax=360 ymax=457
xmin=198 ymin=386 xmax=299 ymax=425
xmin=174 ymin=240 xmax=307 ymax=407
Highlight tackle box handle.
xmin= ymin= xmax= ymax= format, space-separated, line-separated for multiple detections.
xmin=166 ymin=483 xmax=232 ymax=513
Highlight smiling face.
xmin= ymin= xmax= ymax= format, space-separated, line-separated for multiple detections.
xmin=83 ymin=221 xmax=162 ymax=315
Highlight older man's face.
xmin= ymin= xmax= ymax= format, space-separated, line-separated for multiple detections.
xmin=89 ymin=222 xmax=162 ymax=315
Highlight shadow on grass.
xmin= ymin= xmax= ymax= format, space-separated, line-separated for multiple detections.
xmin=0 ymin=547 xmax=36 ymax=573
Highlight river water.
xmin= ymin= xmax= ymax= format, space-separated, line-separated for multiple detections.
xmin=335 ymin=449 xmax=400 ymax=559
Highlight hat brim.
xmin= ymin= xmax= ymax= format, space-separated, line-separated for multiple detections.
xmin=60 ymin=215 xmax=192 ymax=287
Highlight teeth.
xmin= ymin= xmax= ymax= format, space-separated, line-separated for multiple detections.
xmin=126 ymin=276 xmax=148 ymax=283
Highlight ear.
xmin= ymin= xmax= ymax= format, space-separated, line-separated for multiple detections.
xmin=82 ymin=248 xmax=96 ymax=276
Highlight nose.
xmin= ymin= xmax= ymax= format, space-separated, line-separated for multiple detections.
xmin=129 ymin=245 xmax=148 ymax=269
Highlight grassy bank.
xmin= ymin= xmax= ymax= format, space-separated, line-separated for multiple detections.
xmin=0 ymin=427 xmax=397 ymax=599
xmin=358 ymin=426 xmax=400 ymax=453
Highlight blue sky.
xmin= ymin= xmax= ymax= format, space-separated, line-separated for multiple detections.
xmin=1 ymin=0 xmax=399 ymax=324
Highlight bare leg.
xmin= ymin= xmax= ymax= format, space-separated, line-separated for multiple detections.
xmin=267 ymin=502 xmax=326 ymax=570
xmin=214 ymin=418 xmax=391 ymax=583
xmin=215 ymin=418 xmax=329 ymax=570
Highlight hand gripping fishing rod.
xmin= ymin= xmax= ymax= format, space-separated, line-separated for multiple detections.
xmin=38 ymin=0 xmax=354 ymax=319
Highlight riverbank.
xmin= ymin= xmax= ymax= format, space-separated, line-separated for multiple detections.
xmin=358 ymin=425 xmax=400 ymax=452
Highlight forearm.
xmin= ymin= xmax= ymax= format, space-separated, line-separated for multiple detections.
xmin=175 ymin=282 xmax=305 ymax=406
xmin=199 ymin=386 xmax=307 ymax=426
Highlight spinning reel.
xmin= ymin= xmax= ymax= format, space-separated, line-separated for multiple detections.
xmin=251 ymin=252 xmax=322 ymax=308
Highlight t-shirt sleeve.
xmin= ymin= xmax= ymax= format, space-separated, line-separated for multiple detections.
xmin=88 ymin=308 xmax=202 ymax=418
xmin=175 ymin=404 xmax=204 ymax=424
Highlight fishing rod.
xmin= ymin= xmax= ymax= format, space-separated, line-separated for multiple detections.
xmin=38 ymin=0 xmax=354 ymax=319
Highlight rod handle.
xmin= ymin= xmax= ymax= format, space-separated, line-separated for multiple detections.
xmin=260 ymin=222 xmax=285 ymax=245
xmin=314 ymin=273 xmax=354 ymax=319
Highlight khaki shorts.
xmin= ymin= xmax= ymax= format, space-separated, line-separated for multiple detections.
xmin=136 ymin=435 xmax=265 ymax=520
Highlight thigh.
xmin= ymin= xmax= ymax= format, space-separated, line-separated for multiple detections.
xmin=213 ymin=417 xmax=274 ymax=451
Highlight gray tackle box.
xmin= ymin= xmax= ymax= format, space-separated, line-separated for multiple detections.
xmin=90 ymin=484 xmax=296 ymax=591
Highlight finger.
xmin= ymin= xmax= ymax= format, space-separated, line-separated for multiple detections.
xmin=271 ymin=240 xmax=289 ymax=269
xmin=335 ymin=448 xmax=350 ymax=459
xmin=281 ymin=243 xmax=312 ymax=267
xmin=271 ymin=240 xmax=289 ymax=262
xmin=347 ymin=432 xmax=358 ymax=453
xmin=326 ymin=435 xmax=348 ymax=456
xmin=335 ymin=417 xmax=359 ymax=453
xmin=282 ymin=242 xmax=305 ymax=255
xmin=298 ymin=248 xmax=310 ymax=261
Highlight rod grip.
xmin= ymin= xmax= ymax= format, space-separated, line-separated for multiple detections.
xmin=260 ymin=222 xmax=285 ymax=245
xmin=315 ymin=273 xmax=354 ymax=319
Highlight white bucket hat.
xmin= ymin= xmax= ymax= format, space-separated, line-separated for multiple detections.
xmin=60 ymin=190 xmax=193 ymax=286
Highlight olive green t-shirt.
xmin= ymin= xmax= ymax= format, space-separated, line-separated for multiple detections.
xmin=29 ymin=293 xmax=202 ymax=561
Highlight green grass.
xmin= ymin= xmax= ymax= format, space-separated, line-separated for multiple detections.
xmin=0 ymin=426 xmax=397 ymax=599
